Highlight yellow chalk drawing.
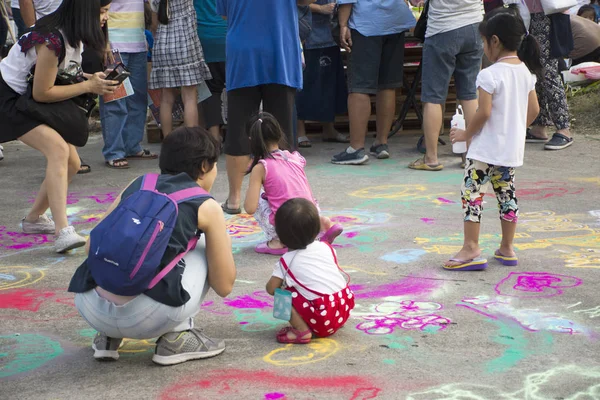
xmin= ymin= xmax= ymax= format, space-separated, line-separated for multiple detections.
xmin=562 ymin=250 xmax=600 ymax=269
xmin=344 ymin=265 xmax=388 ymax=276
xmin=0 ymin=266 xmax=45 ymax=291
xmin=119 ymin=338 xmax=156 ymax=353
xmin=571 ymin=177 xmax=600 ymax=186
xmin=263 ymin=338 xmax=340 ymax=366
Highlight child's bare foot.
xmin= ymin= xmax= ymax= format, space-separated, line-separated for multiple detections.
xmin=444 ymin=246 xmax=482 ymax=268
xmin=267 ymin=239 xmax=285 ymax=249
xmin=498 ymin=246 xmax=516 ymax=258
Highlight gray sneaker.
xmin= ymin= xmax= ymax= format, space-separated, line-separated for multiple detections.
xmin=92 ymin=333 xmax=123 ymax=361
xmin=54 ymin=226 xmax=86 ymax=253
xmin=21 ymin=214 xmax=55 ymax=234
xmin=152 ymin=328 xmax=226 ymax=366
xmin=331 ymin=147 xmax=369 ymax=165
xmin=369 ymin=143 xmax=390 ymax=159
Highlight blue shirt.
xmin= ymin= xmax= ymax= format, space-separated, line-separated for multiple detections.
xmin=337 ymin=0 xmax=416 ymax=37
xmin=305 ymin=0 xmax=338 ymax=49
xmin=194 ymin=0 xmax=227 ymax=63
xmin=216 ymin=0 xmax=303 ymax=91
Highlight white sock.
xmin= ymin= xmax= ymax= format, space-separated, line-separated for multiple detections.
xmin=346 ymin=146 xmax=357 ymax=153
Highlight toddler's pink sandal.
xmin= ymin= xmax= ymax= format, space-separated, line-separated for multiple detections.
xmin=276 ymin=327 xmax=312 ymax=344
xmin=320 ymin=223 xmax=343 ymax=244
xmin=255 ymin=242 xmax=288 ymax=255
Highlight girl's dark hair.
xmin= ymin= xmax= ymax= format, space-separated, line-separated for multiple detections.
xmin=33 ymin=0 xmax=108 ymax=52
xmin=275 ymin=198 xmax=321 ymax=251
xmin=479 ymin=5 xmax=543 ymax=77
xmin=159 ymin=127 xmax=220 ymax=181
xmin=158 ymin=0 xmax=169 ymax=25
xmin=577 ymin=5 xmax=597 ymax=20
xmin=247 ymin=112 xmax=289 ymax=173
xmin=144 ymin=1 xmax=153 ymax=30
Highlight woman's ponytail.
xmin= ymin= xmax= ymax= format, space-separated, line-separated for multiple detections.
xmin=518 ymin=33 xmax=543 ymax=77
xmin=158 ymin=0 xmax=169 ymax=25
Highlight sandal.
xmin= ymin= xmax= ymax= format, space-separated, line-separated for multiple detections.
xmin=221 ymin=200 xmax=241 ymax=215
xmin=128 ymin=149 xmax=158 ymax=159
xmin=408 ymin=157 xmax=443 ymax=171
xmin=298 ymin=136 xmax=312 ymax=148
xmin=322 ymin=132 xmax=350 ymax=143
xmin=255 ymin=242 xmax=288 ymax=255
xmin=105 ymin=158 xmax=129 ymax=169
xmin=443 ymin=258 xmax=488 ymax=271
xmin=320 ymin=223 xmax=343 ymax=244
xmin=78 ymin=158 xmax=91 ymax=174
xmin=276 ymin=327 xmax=312 ymax=344
xmin=494 ymin=250 xmax=518 ymax=266
xmin=525 ymin=128 xmax=548 ymax=143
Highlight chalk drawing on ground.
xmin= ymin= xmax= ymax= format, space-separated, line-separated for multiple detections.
xmin=0 ymin=334 xmax=63 ymax=378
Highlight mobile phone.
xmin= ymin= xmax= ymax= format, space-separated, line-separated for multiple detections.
xmin=105 ymin=63 xmax=131 ymax=85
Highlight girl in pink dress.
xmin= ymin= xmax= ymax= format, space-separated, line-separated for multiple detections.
xmin=244 ymin=112 xmax=343 ymax=255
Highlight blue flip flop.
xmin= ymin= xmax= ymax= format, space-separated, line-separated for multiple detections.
xmin=494 ymin=250 xmax=518 ymax=266
xmin=444 ymin=258 xmax=488 ymax=271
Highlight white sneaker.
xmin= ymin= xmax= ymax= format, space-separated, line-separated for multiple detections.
xmin=54 ymin=226 xmax=86 ymax=253
xmin=21 ymin=214 xmax=56 ymax=234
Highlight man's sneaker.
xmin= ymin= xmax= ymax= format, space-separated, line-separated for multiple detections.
xmin=92 ymin=333 xmax=123 ymax=361
xmin=544 ymin=133 xmax=573 ymax=150
xmin=331 ymin=147 xmax=369 ymax=165
xmin=152 ymin=328 xmax=226 ymax=366
xmin=0 ymin=144 xmax=4 ymax=161
xmin=21 ymin=214 xmax=56 ymax=234
xmin=369 ymin=143 xmax=390 ymax=159
xmin=54 ymin=226 xmax=86 ymax=253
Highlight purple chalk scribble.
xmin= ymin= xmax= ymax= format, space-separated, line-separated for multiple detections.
xmin=356 ymin=300 xmax=450 ymax=335
xmin=495 ymin=272 xmax=582 ymax=298
xmin=223 ymin=292 xmax=273 ymax=309
xmin=352 ymin=276 xmax=442 ymax=299
xmin=264 ymin=393 xmax=286 ymax=400
xmin=420 ymin=218 xmax=435 ymax=224
xmin=436 ymin=197 xmax=455 ymax=204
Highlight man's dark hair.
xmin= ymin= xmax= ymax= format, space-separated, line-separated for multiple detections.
xmin=159 ymin=127 xmax=220 ymax=181
xmin=34 ymin=0 xmax=108 ymax=51
xmin=275 ymin=198 xmax=321 ymax=251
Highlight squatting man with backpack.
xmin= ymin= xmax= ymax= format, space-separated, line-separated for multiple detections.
xmin=68 ymin=127 xmax=237 ymax=366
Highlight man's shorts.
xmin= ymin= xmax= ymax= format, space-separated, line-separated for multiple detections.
xmin=347 ymin=29 xmax=405 ymax=95
xmin=421 ymin=23 xmax=483 ymax=104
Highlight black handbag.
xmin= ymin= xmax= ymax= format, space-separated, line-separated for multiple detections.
xmin=15 ymin=31 xmax=94 ymax=147
xmin=413 ymin=0 xmax=430 ymax=42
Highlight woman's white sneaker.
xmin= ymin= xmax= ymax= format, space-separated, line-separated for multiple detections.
xmin=54 ymin=226 xmax=86 ymax=253
xmin=21 ymin=214 xmax=56 ymax=234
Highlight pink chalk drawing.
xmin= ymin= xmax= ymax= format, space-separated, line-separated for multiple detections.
xmin=517 ymin=180 xmax=584 ymax=201
xmin=457 ymin=295 xmax=588 ymax=335
xmin=356 ymin=300 xmax=450 ymax=335
xmin=436 ymin=197 xmax=455 ymax=204
xmin=223 ymin=291 xmax=273 ymax=309
xmin=351 ymin=276 xmax=443 ymax=300
xmin=25 ymin=190 xmax=120 ymax=205
xmin=494 ymin=272 xmax=582 ymax=298
xmin=420 ymin=218 xmax=435 ymax=224
xmin=200 ymin=301 xmax=231 ymax=316
xmin=0 ymin=288 xmax=78 ymax=322
xmin=0 ymin=226 xmax=51 ymax=251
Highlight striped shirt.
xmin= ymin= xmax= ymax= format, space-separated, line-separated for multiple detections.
xmin=108 ymin=0 xmax=147 ymax=53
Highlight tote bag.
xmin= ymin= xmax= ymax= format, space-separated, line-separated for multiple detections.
xmin=540 ymin=0 xmax=579 ymax=15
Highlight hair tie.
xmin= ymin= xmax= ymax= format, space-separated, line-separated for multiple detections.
xmin=258 ymin=118 xmax=263 ymax=123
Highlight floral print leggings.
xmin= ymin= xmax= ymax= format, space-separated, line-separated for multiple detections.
xmin=461 ymin=159 xmax=518 ymax=224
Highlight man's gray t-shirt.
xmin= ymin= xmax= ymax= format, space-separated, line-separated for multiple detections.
xmin=426 ymin=0 xmax=484 ymax=38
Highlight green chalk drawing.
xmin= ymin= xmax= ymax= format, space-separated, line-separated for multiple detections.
xmin=383 ymin=359 xmax=396 ymax=365
xmin=0 ymin=334 xmax=63 ymax=378
xmin=485 ymin=320 xmax=553 ymax=374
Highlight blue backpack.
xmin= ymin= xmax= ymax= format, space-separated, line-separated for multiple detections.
xmin=88 ymin=173 xmax=211 ymax=296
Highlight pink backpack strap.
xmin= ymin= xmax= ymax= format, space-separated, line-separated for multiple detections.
xmin=148 ymin=236 xmax=199 ymax=289
xmin=141 ymin=173 xmax=159 ymax=191
xmin=169 ymin=187 xmax=210 ymax=203
xmin=279 ymin=256 xmax=326 ymax=297
xmin=324 ymin=242 xmax=351 ymax=285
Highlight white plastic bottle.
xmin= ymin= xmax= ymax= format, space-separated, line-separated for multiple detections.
xmin=451 ymin=105 xmax=467 ymax=154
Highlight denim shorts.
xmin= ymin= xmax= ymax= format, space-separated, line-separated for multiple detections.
xmin=74 ymin=240 xmax=210 ymax=340
xmin=347 ymin=29 xmax=405 ymax=94
xmin=421 ymin=23 xmax=483 ymax=104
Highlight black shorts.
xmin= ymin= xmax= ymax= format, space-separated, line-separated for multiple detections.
xmin=201 ymin=62 xmax=226 ymax=129
xmin=0 ymin=73 xmax=42 ymax=143
xmin=347 ymin=30 xmax=405 ymax=95
xmin=225 ymin=84 xmax=295 ymax=156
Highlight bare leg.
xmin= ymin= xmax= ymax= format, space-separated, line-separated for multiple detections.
xmin=181 ymin=85 xmax=199 ymax=128
xmin=373 ymin=89 xmax=396 ymax=146
xmin=348 ymin=93 xmax=371 ymax=150
xmin=529 ymin=125 xmax=549 ymax=140
xmin=208 ymin=126 xmax=221 ymax=142
xmin=282 ymin=307 xmax=312 ymax=341
xmin=422 ymin=103 xmax=444 ymax=165
xmin=499 ymin=220 xmax=517 ymax=257
xmin=225 ymin=154 xmax=251 ymax=210
xmin=160 ymin=88 xmax=176 ymax=137
xmin=19 ymin=126 xmax=72 ymax=234
xmin=444 ymin=221 xmax=482 ymax=267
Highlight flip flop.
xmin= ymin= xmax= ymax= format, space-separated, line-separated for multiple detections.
xmin=128 ymin=149 xmax=158 ymax=159
xmin=255 ymin=242 xmax=288 ymax=255
xmin=494 ymin=250 xmax=518 ymax=266
xmin=105 ymin=158 xmax=129 ymax=169
xmin=323 ymin=132 xmax=350 ymax=143
xmin=276 ymin=327 xmax=312 ymax=344
xmin=78 ymin=157 xmax=91 ymax=174
xmin=320 ymin=223 xmax=343 ymax=244
xmin=443 ymin=258 xmax=488 ymax=271
xmin=298 ymin=136 xmax=312 ymax=148
xmin=408 ymin=157 xmax=444 ymax=171
xmin=525 ymin=128 xmax=548 ymax=143
xmin=221 ymin=200 xmax=241 ymax=215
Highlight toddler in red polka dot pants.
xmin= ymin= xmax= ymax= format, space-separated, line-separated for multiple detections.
xmin=266 ymin=198 xmax=355 ymax=344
